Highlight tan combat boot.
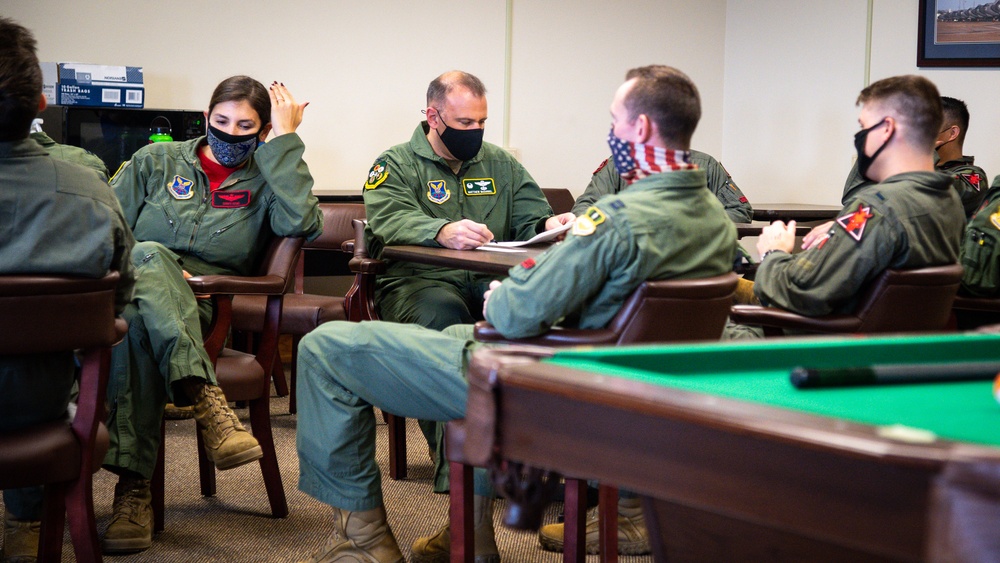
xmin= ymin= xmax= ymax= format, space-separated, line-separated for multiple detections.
xmin=189 ymin=382 xmax=263 ymax=470
xmin=538 ymin=496 xmax=650 ymax=555
xmin=102 ymin=476 xmax=153 ymax=554
xmin=411 ymin=495 xmax=499 ymax=563
xmin=298 ymin=505 xmax=403 ymax=563
xmin=3 ymin=511 xmax=40 ymax=563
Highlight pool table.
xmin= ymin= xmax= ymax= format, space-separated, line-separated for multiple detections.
xmin=457 ymin=333 xmax=1000 ymax=562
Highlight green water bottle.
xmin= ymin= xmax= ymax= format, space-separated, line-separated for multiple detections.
xmin=149 ymin=116 xmax=173 ymax=143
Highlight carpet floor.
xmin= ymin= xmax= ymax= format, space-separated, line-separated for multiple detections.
xmin=2 ymin=376 xmax=654 ymax=563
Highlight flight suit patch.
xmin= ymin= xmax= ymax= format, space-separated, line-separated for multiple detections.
xmin=961 ymin=173 xmax=983 ymax=192
xmin=592 ymin=158 xmax=608 ymax=175
xmin=212 ymin=190 xmax=251 ymax=208
xmin=572 ymin=206 xmax=606 ymax=237
xmin=168 ymin=175 xmax=194 ymax=200
xmin=990 ymin=206 xmax=1000 ymax=230
xmin=520 ymin=257 xmax=536 ymax=269
xmin=463 ymin=178 xmax=496 ymax=196
xmin=609 ymin=200 xmax=625 ymax=210
xmin=835 ymin=204 xmax=873 ymax=242
xmin=364 ymin=159 xmax=388 ymax=190
xmin=427 ymin=180 xmax=450 ymax=204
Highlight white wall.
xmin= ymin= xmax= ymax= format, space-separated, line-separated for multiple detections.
xmin=722 ymin=0 xmax=1000 ymax=206
xmin=509 ymin=0 xmax=728 ymax=192
xmin=5 ymin=0 xmax=728 ymax=197
xmin=722 ymin=1 xmax=870 ymax=205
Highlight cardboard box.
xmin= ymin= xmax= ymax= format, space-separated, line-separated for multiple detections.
xmin=41 ymin=62 xmax=144 ymax=108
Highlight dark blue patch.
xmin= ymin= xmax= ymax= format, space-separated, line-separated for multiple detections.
xmin=610 ymin=200 xmax=625 ymax=210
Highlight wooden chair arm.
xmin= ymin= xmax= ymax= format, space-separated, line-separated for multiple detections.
xmin=186 ymin=274 xmax=287 ymax=296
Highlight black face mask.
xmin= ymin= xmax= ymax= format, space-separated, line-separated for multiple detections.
xmin=854 ymin=118 xmax=890 ymax=181
xmin=436 ymin=116 xmax=484 ymax=161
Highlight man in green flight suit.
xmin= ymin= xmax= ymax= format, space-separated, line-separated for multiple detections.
xmin=361 ymin=70 xmax=575 ymax=459
xmin=842 ymin=95 xmax=985 ymax=219
xmin=750 ymin=75 xmax=963 ymax=321
xmin=572 ymin=149 xmax=753 ymax=223
xmin=294 ymin=65 xmax=737 ymax=563
xmin=0 ymin=17 xmax=136 ymax=561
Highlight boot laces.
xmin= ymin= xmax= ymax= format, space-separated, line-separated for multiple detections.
xmin=202 ymin=386 xmax=240 ymax=434
xmin=111 ymin=484 xmax=148 ymax=524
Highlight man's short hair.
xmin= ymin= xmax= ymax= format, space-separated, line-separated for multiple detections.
xmin=941 ymin=96 xmax=970 ymax=144
xmin=0 ymin=17 xmax=42 ymax=142
xmin=622 ymin=65 xmax=701 ymax=148
xmin=856 ymin=75 xmax=942 ymax=150
xmin=426 ymin=71 xmax=487 ymax=107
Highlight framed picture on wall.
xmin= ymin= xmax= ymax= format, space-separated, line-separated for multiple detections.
xmin=918 ymin=0 xmax=1000 ymax=67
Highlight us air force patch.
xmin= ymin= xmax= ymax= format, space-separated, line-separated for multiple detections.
xmin=168 ymin=175 xmax=194 ymax=200
xmin=427 ymin=180 xmax=450 ymax=204
xmin=572 ymin=206 xmax=606 ymax=237
xmin=463 ymin=178 xmax=496 ymax=196
xmin=364 ymin=159 xmax=389 ymax=190
xmin=835 ymin=204 xmax=873 ymax=242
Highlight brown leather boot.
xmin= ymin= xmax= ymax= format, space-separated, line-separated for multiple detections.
xmin=102 ymin=476 xmax=153 ymax=554
xmin=3 ymin=510 xmax=40 ymax=563
xmin=538 ymin=496 xmax=650 ymax=555
xmin=188 ymin=382 xmax=263 ymax=470
xmin=411 ymin=495 xmax=499 ymax=563
xmin=298 ymin=505 xmax=403 ymax=563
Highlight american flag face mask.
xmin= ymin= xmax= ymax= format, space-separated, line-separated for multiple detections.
xmin=608 ymin=127 xmax=695 ymax=184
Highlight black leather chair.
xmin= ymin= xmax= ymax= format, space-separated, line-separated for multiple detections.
xmin=0 ymin=272 xmax=126 ymax=562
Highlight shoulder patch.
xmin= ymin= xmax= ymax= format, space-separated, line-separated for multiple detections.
xmin=572 ymin=206 xmax=606 ymax=237
xmin=835 ymin=203 xmax=874 ymax=242
xmin=463 ymin=178 xmax=496 ymax=196
xmin=990 ymin=206 xmax=1000 ymax=230
xmin=960 ymin=172 xmax=983 ymax=192
xmin=609 ymin=200 xmax=625 ymax=210
xmin=592 ymin=158 xmax=609 ymax=175
xmin=427 ymin=180 xmax=450 ymax=204
xmin=364 ymin=159 xmax=389 ymax=190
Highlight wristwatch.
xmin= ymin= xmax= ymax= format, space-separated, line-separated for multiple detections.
xmin=761 ymin=249 xmax=787 ymax=261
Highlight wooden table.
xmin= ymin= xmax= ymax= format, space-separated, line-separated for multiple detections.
xmin=382 ymin=244 xmax=549 ymax=275
xmin=752 ymin=203 xmax=842 ymax=223
xmin=458 ymin=334 xmax=1000 ymax=562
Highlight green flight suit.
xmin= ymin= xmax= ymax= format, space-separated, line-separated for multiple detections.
xmin=296 ymin=168 xmax=737 ymax=511
xmin=362 ymin=122 xmax=553 ymax=331
xmin=30 ymin=130 xmax=110 ymax=182
xmin=571 ymin=151 xmax=754 ymax=223
xmin=0 ymin=138 xmax=135 ymax=520
xmin=757 ymin=171 xmax=963 ymax=317
xmin=105 ymin=133 xmax=322 ymax=478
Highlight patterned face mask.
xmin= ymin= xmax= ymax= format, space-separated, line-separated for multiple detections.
xmin=607 ymin=127 xmax=695 ymax=184
xmin=206 ymin=124 xmax=259 ymax=167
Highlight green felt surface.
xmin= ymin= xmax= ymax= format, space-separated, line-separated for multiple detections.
xmin=546 ymin=333 xmax=1000 ymax=446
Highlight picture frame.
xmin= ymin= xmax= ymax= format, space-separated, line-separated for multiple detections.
xmin=918 ymin=0 xmax=1000 ymax=67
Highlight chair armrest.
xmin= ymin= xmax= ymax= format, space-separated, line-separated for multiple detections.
xmin=729 ymin=305 xmax=862 ymax=333
xmin=473 ymin=321 xmax=620 ymax=347
xmin=348 ymin=257 xmax=387 ymax=275
xmin=186 ymin=274 xmax=287 ymax=296
xmin=342 ymin=239 xmax=355 ymax=254
xmin=953 ymin=295 xmax=1000 ymax=313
